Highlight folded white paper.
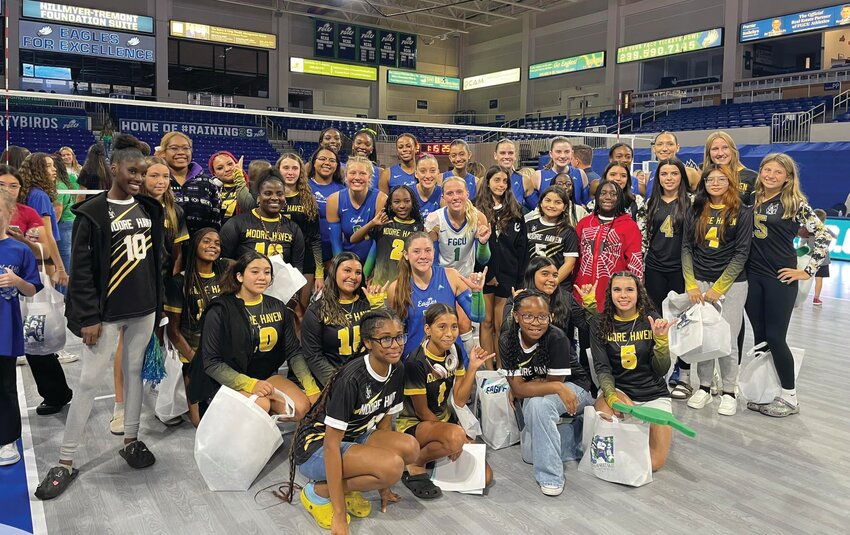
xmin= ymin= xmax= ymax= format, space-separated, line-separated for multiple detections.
xmin=431 ymin=443 xmax=487 ymax=493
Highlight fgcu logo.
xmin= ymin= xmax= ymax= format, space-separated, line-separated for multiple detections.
xmin=401 ymin=36 xmax=414 ymax=45
xmin=590 ymin=434 xmax=614 ymax=466
xmin=362 ymin=30 xmax=375 ymax=39
xmin=382 ymin=33 xmax=395 ymax=43
xmin=318 ymin=23 xmax=333 ymax=33
xmin=63 ymin=120 xmax=80 ymax=129
xmin=340 ymin=26 xmax=355 ymax=36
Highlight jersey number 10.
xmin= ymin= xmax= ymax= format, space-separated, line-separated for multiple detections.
xmin=123 ymin=234 xmax=148 ymax=262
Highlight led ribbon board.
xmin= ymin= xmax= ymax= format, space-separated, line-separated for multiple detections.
xmin=617 ymin=29 xmax=723 ymax=63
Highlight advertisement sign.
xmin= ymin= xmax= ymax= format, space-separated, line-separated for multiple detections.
xmin=337 ymin=23 xmax=357 ymax=61
xmin=1 ymin=113 xmax=87 ymax=129
xmin=387 ymin=70 xmax=460 ymax=91
xmin=314 ymin=19 xmax=335 ymax=58
xmin=740 ymin=4 xmax=850 ymax=42
xmin=825 ymin=217 xmax=850 ymax=261
xmin=22 ymin=0 xmax=154 ymax=33
xmin=529 ymin=51 xmax=605 ymax=79
xmin=290 ymin=57 xmax=377 ymax=81
xmin=398 ymin=33 xmax=417 ymax=70
xmin=169 ymin=20 xmax=276 ymax=50
xmin=19 ymin=20 xmax=156 ymax=63
xmin=379 ymin=30 xmax=398 ymax=67
xmin=119 ymin=119 xmax=266 ymax=138
xmin=616 ymin=28 xmax=723 ymax=64
xmin=358 ymin=27 xmax=378 ymax=64
xmin=462 ymin=68 xmax=521 ymax=90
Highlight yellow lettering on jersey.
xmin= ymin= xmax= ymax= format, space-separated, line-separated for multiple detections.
xmin=629 ymin=330 xmax=652 ymax=342
xmin=620 ymin=344 xmax=637 ymax=370
xmin=705 ymin=226 xmax=720 ymax=248
xmin=660 ymin=214 xmax=674 ymax=238
xmin=754 ymin=213 xmax=768 ymax=239
xmin=244 ymin=228 xmax=294 ymax=242
xmin=259 ymin=326 xmax=278 ymax=352
xmin=437 ymin=382 xmax=447 ymax=406
xmin=607 ymin=332 xmax=628 ymax=343
xmin=382 ymin=227 xmax=407 ymax=237
xmin=390 ymin=239 xmax=404 ymax=261
xmin=338 ymin=326 xmax=362 ymax=356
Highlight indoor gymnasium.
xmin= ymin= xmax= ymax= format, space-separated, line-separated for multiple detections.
xmin=1 ymin=1 xmax=849 ymax=534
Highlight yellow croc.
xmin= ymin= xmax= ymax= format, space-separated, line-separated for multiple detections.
xmin=345 ymin=491 xmax=372 ymax=518
xmin=300 ymin=487 xmax=350 ymax=530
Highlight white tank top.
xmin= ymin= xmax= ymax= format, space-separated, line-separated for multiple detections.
xmin=426 ymin=207 xmax=477 ymax=277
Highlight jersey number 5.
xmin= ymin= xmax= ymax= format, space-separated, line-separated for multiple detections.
xmin=754 ymin=214 xmax=768 ymax=239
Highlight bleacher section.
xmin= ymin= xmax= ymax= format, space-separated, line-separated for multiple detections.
xmin=111 ymin=104 xmax=255 ymax=126
xmin=516 ymin=110 xmax=628 ymax=138
xmin=633 ymin=96 xmax=833 ymax=133
xmin=9 ymin=128 xmax=96 ymax=159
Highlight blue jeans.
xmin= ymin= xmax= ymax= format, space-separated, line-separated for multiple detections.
xmin=298 ymin=430 xmax=373 ymax=481
xmin=520 ymin=383 xmax=593 ymax=487
xmin=58 ymin=220 xmax=73 ymax=273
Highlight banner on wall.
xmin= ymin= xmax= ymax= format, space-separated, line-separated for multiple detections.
xmin=22 ymin=0 xmax=154 ymax=33
xmin=18 ymin=20 xmax=156 ymax=62
xmin=740 ymin=4 xmax=850 ymax=42
xmin=359 ymin=27 xmax=378 ymax=64
xmin=398 ymin=33 xmax=417 ymax=70
xmin=825 ymin=217 xmax=850 ymax=261
xmin=616 ymin=28 xmax=723 ymax=63
xmin=387 ymin=70 xmax=460 ymax=91
xmin=290 ymin=57 xmax=377 ymax=81
xmin=337 ymin=23 xmax=357 ymax=61
xmin=0 ymin=113 xmax=88 ymax=129
xmin=529 ymin=51 xmax=606 ymax=79
xmin=379 ymin=30 xmax=398 ymax=67
xmin=169 ymin=20 xmax=276 ymax=49
xmin=314 ymin=19 xmax=335 ymax=58
xmin=119 ymin=119 xmax=266 ymax=138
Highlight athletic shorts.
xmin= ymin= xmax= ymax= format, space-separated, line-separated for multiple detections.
xmin=632 ymin=396 xmax=673 ymax=414
xmin=303 ymin=251 xmax=316 ymax=276
xmin=297 ymin=430 xmax=374 ymax=481
xmin=816 ymin=264 xmax=830 ymax=278
xmin=483 ymin=280 xmax=512 ymax=299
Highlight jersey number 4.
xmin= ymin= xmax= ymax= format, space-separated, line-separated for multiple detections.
xmin=704 ymin=226 xmax=720 ymax=249
xmin=659 ymin=215 xmax=674 ymax=238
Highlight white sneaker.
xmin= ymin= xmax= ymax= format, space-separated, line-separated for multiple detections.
xmin=718 ymin=394 xmax=737 ymax=416
xmin=540 ymin=483 xmax=564 ymax=497
xmin=0 ymin=442 xmax=21 ymax=466
xmin=110 ymin=409 xmax=125 ymax=436
xmin=57 ymin=350 xmax=79 ymax=364
xmin=687 ymin=389 xmax=713 ymax=409
xmin=710 ymin=368 xmax=721 ymax=396
xmin=16 ymin=356 xmax=26 ymax=366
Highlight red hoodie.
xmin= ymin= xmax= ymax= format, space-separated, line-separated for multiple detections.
xmin=573 ymin=213 xmax=643 ymax=311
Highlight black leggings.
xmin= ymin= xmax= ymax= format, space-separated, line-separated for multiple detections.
xmin=25 ymin=353 xmax=73 ymax=406
xmin=0 ymin=357 xmax=21 ymax=445
xmin=744 ymin=272 xmax=797 ymax=389
xmin=644 ymin=266 xmax=688 ymax=369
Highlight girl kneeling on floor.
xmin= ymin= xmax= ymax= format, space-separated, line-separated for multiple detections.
xmin=584 ymin=272 xmax=674 ymax=472
xmin=500 ymin=290 xmax=593 ymax=497
xmin=286 ymin=308 xmax=419 ymax=534
xmin=397 ymin=303 xmax=495 ymax=499
xmin=187 ymin=251 xmax=312 ymax=419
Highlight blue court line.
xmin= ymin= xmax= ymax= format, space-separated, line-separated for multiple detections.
xmin=0 ymin=440 xmax=32 ymax=533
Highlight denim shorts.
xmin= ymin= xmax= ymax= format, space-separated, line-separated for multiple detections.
xmin=298 ymin=430 xmax=374 ymax=481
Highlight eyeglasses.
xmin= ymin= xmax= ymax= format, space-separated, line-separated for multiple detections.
xmin=166 ymin=145 xmax=192 ymax=153
xmin=705 ymin=176 xmax=729 ymax=184
xmin=0 ymin=182 xmax=21 ymax=190
xmin=519 ymin=314 xmax=551 ymax=324
xmin=368 ymin=335 xmax=407 ymax=348
xmin=316 ymin=156 xmax=338 ymax=164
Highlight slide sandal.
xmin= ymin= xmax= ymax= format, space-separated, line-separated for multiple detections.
xmin=402 ymin=472 xmax=443 ymax=499
xmin=612 ymin=402 xmax=697 ymax=438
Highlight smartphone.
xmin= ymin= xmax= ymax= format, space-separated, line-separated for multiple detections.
xmin=8 ymin=225 xmax=21 ymax=234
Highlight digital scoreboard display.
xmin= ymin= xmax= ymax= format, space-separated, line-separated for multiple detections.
xmin=616 ymin=29 xmax=722 ymax=63
xmin=529 ymin=51 xmax=605 ymax=79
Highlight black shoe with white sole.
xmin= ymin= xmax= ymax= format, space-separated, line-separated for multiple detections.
xmin=119 ymin=440 xmax=156 ymax=469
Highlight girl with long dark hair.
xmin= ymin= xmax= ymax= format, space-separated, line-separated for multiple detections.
xmin=308 ymin=147 xmax=345 ymax=265
xmin=525 ymin=186 xmax=579 ymax=286
xmin=379 ymin=133 xmax=419 ymax=194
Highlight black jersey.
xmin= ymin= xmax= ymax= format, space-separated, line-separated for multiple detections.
xmin=397 ymin=343 xmax=466 ymax=433
xmin=682 ymin=204 xmax=753 ymax=293
xmin=243 ymin=295 xmax=293 ymax=379
xmin=219 ymin=209 xmax=305 ymax=271
xmin=103 ymin=198 xmax=157 ymax=321
xmin=164 ymin=264 xmax=226 ymax=360
xmin=500 ymin=326 xmax=590 ymax=392
xmin=301 ymin=295 xmax=374 ymax=387
xmin=749 ymin=198 xmax=826 ymax=278
xmin=486 ymin=205 xmax=528 ymax=290
xmin=738 ymin=168 xmax=757 ymax=206
xmin=284 ymin=192 xmax=323 ymax=275
xmin=644 ymin=199 xmax=684 ymax=272
xmin=525 ymin=213 xmax=579 ymax=268
xmin=369 ymin=217 xmax=423 ymax=286
xmin=590 ymin=314 xmax=669 ymax=402
xmin=162 ymin=203 xmax=189 ymax=276
xmin=293 ymin=355 xmax=404 ymax=465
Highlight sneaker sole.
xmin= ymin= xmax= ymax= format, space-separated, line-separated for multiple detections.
xmin=540 ymin=486 xmax=564 ymax=497
xmin=0 ymin=454 xmax=22 ymax=466
xmin=717 ymin=407 xmax=737 ymax=416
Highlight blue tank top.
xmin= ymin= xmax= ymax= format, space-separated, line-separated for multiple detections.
xmin=339 ymin=188 xmax=379 ymax=262
xmin=389 ymin=164 xmax=417 ymax=190
xmin=442 ymin=171 xmax=477 ymax=200
xmin=416 ymin=185 xmax=442 ymax=221
xmin=371 ymin=164 xmax=381 ymax=191
xmin=536 ymin=166 xmax=587 ymax=205
xmin=310 ymin=179 xmax=346 ymax=261
xmin=404 ymin=266 xmax=455 ymax=357
xmin=510 ymin=171 xmax=525 ymax=210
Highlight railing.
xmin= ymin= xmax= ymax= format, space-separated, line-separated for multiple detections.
xmin=770 ymin=110 xmax=814 ymax=143
xmin=259 ymin=116 xmax=285 ymax=141
xmin=833 ymin=89 xmax=850 ymax=118
xmin=630 ymin=82 xmax=722 ymax=105
xmin=735 ymin=66 xmax=850 ymax=94
xmin=638 ymin=104 xmax=675 ymax=128
xmin=584 ymin=126 xmax=609 ymax=148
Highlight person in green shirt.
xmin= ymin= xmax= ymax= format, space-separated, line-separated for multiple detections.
xmin=52 ymin=154 xmax=81 ymax=277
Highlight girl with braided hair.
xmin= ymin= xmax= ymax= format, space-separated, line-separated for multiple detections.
xmin=583 ymin=272 xmax=674 ymax=472
xmin=287 ymin=308 xmax=419 ymax=534
xmin=500 ymin=290 xmax=592 ymax=497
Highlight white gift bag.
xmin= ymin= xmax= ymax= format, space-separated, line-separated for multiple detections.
xmin=663 ymin=292 xmax=731 ymax=364
xmin=431 ymin=443 xmax=487 ymax=494
xmin=155 ymin=335 xmax=189 ymax=421
xmin=195 ymin=386 xmax=293 ymax=491
xmin=265 ymin=254 xmax=307 ymax=304
xmin=475 ymin=370 xmax=519 ymax=450
xmin=20 ymin=253 xmax=66 ymax=355
xmin=579 ymin=406 xmax=652 ymax=487
xmin=794 ymin=254 xmax=814 ymax=308
xmin=739 ymin=345 xmax=805 ymax=404
xmin=451 ymin=391 xmax=482 ymax=439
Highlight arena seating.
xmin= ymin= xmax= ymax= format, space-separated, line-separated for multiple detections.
xmin=9 ymin=128 xmax=96 ymax=160
xmin=110 ymin=104 xmax=256 ymax=126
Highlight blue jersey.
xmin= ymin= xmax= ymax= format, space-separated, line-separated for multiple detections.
xmin=631 ymin=175 xmax=653 ymax=198
xmin=0 ymin=238 xmax=42 ymax=357
xmin=404 ymin=266 xmax=455 ymax=358
xmin=339 ymin=188 xmax=380 ymax=262
xmin=416 ymin=185 xmax=442 ymax=221
xmin=310 ymin=179 xmax=346 ymax=261
xmin=442 ymin=171 xmax=477 ymax=200
xmin=509 ymin=171 xmax=525 ymax=210
xmin=536 ymin=166 xmax=589 ymax=206
xmin=389 ymin=164 xmax=417 ymax=191
xmin=371 ymin=164 xmax=381 ymax=191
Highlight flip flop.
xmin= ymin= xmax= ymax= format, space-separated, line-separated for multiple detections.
xmin=612 ymin=402 xmax=697 ymax=438
xmin=402 ymin=472 xmax=443 ymax=499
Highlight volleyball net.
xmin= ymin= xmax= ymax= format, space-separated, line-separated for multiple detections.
xmin=3 ymin=90 xmax=653 ymax=191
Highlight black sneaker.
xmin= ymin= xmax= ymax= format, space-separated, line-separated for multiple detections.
xmin=119 ymin=440 xmax=156 ymax=469
xmin=35 ymin=465 xmax=78 ymax=500
xmin=36 ymin=401 xmax=68 ymax=416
